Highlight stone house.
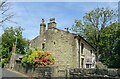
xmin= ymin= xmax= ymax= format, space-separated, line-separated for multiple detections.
xmin=29 ymin=18 xmax=96 ymax=77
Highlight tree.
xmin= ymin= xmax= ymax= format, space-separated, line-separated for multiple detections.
xmin=100 ymin=23 xmax=120 ymax=68
xmin=1 ymin=26 xmax=29 ymax=59
xmin=0 ymin=0 xmax=14 ymax=26
xmin=71 ymin=8 xmax=116 ymax=62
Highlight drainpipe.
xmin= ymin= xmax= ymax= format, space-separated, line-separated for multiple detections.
xmin=78 ymin=38 xmax=80 ymax=68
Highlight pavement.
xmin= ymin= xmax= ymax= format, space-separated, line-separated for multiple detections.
xmin=2 ymin=68 xmax=29 ymax=78
xmin=7 ymin=68 xmax=28 ymax=77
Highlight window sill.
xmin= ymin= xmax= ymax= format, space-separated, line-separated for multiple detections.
xmin=81 ymin=54 xmax=85 ymax=56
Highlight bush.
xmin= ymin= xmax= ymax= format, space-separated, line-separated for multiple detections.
xmin=1 ymin=59 xmax=7 ymax=68
xmin=96 ymin=62 xmax=107 ymax=69
xmin=22 ymin=49 xmax=55 ymax=68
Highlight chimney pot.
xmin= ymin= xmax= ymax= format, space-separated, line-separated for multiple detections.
xmin=64 ymin=28 xmax=68 ymax=31
xmin=50 ymin=18 xmax=55 ymax=23
xmin=48 ymin=18 xmax=57 ymax=29
xmin=42 ymin=18 xmax=44 ymax=23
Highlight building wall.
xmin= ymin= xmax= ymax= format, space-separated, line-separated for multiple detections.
xmin=30 ymin=36 xmax=40 ymax=49
xmin=80 ymin=39 xmax=96 ymax=68
xmin=29 ymin=22 xmax=96 ymax=77
xmin=30 ymin=35 xmax=45 ymax=50
xmin=74 ymin=37 xmax=96 ymax=69
xmin=44 ymin=28 xmax=77 ymax=69
xmin=30 ymin=28 xmax=79 ymax=77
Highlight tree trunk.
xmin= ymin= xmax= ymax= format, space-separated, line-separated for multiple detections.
xmin=96 ymin=46 xmax=99 ymax=62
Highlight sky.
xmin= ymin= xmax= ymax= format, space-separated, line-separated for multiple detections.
xmin=0 ymin=1 xmax=118 ymax=40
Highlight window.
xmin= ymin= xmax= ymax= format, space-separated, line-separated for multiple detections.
xmin=42 ymin=43 xmax=45 ymax=50
xmin=86 ymin=64 xmax=89 ymax=68
xmin=90 ymin=50 xmax=92 ymax=54
xmin=54 ymin=42 xmax=55 ymax=44
xmin=81 ymin=58 xmax=84 ymax=68
xmin=81 ymin=43 xmax=84 ymax=54
xmin=86 ymin=64 xmax=91 ymax=68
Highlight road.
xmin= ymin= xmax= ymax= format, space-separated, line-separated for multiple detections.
xmin=2 ymin=68 xmax=29 ymax=79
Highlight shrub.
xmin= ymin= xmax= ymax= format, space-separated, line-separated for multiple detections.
xmin=1 ymin=59 xmax=7 ymax=68
xmin=22 ymin=49 xmax=55 ymax=68
xmin=96 ymin=62 xmax=107 ymax=69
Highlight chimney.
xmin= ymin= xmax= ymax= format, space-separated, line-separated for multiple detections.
xmin=40 ymin=19 xmax=46 ymax=36
xmin=50 ymin=18 xmax=55 ymax=23
xmin=48 ymin=18 xmax=57 ymax=29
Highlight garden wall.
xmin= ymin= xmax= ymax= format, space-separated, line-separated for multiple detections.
xmin=14 ymin=63 xmax=34 ymax=77
xmin=13 ymin=63 xmax=56 ymax=78
xmin=69 ymin=68 xmax=120 ymax=79
xmin=11 ymin=63 xmax=120 ymax=79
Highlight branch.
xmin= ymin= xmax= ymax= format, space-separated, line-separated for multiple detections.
xmin=89 ymin=14 xmax=96 ymax=28
xmin=0 ymin=14 xmax=14 ymax=23
xmin=0 ymin=0 xmax=14 ymax=26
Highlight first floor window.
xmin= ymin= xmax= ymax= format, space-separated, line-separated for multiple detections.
xmin=42 ymin=43 xmax=45 ymax=50
xmin=81 ymin=43 xmax=84 ymax=54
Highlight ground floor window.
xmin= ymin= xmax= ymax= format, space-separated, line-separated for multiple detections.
xmin=81 ymin=58 xmax=84 ymax=68
xmin=86 ymin=64 xmax=91 ymax=68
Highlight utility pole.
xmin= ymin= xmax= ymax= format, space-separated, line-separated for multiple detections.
xmin=13 ymin=32 xmax=17 ymax=68
xmin=14 ymin=32 xmax=17 ymax=54
xmin=10 ymin=32 xmax=17 ymax=69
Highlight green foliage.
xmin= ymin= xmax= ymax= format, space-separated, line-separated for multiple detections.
xmin=0 ymin=58 xmax=7 ymax=68
xmin=21 ymin=49 xmax=32 ymax=67
xmin=1 ymin=26 xmax=29 ymax=60
xmin=96 ymin=62 xmax=107 ymax=69
xmin=22 ymin=49 xmax=55 ymax=67
xmin=71 ymin=7 xmax=119 ymax=68
xmin=72 ymin=8 xmax=116 ymax=47
xmin=100 ymin=23 xmax=120 ymax=68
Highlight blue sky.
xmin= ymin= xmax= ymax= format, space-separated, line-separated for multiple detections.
xmin=0 ymin=2 xmax=118 ymax=40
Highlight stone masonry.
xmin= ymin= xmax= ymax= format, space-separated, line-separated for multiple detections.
xmin=29 ymin=18 xmax=96 ymax=77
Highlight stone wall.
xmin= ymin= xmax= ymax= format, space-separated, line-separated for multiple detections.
xmin=43 ymin=28 xmax=76 ymax=77
xmin=13 ymin=63 xmax=59 ymax=78
xmin=13 ymin=63 xmax=120 ymax=79
xmin=13 ymin=62 xmax=120 ymax=79
xmin=44 ymin=28 xmax=76 ymax=68
xmin=30 ymin=27 xmax=96 ymax=77
xmin=69 ymin=68 xmax=120 ymax=79
xmin=30 ymin=36 xmax=41 ymax=49
xmin=14 ymin=63 xmax=34 ymax=77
